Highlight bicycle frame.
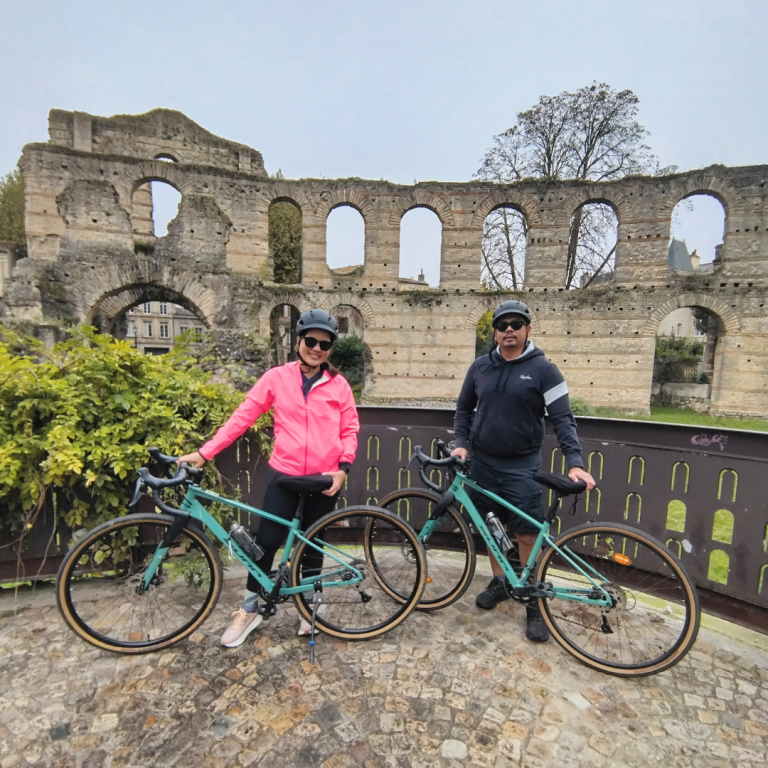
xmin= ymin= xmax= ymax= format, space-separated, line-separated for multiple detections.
xmin=139 ymin=484 xmax=364 ymax=595
xmin=420 ymin=471 xmax=614 ymax=607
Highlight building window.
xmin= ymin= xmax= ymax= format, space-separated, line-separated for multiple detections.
xmin=160 ymin=303 xmax=168 ymax=315
xmin=143 ymin=321 xmax=153 ymax=337
xmin=143 ymin=302 xmax=152 ymax=314
xmin=195 ymin=327 xmax=203 ymax=340
xmin=160 ymin=323 xmax=170 ymax=339
xmin=179 ymin=325 xmax=188 ymax=335
xmin=127 ymin=322 xmax=136 ymax=337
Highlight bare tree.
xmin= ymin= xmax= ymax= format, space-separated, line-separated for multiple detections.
xmin=476 ymin=83 xmax=662 ymax=288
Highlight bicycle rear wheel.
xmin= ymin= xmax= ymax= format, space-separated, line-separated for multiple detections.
xmin=535 ymin=522 xmax=700 ymax=676
xmin=375 ymin=488 xmax=475 ymax=610
xmin=290 ymin=506 xmax=426 ymax=640
xmin=57 ymin=513 xmax=222 ymax=653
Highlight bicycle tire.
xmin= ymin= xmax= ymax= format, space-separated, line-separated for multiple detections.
xmin=57 ymin=513 xmax=223 ymax=654
xmin=290 ymin=505 xmax=426 ymax=640
xmin=535 ymin=522 xmax=700 ymax=677
xmin=374 ymin=488 xmax=476 ymax=611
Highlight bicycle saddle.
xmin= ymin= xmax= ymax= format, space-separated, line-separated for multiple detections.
xmin=276 ymin=474 xmax=333 ymax=494
xmin=534 ymin=471 xmax=587 ymax=495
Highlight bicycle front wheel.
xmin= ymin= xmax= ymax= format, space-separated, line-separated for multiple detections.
xmin=290 ymin=506 xmax=426 ymax=640
xmin=535 ymin=522 xmax=700 ymax=676
xmin=375 ymin=488 xmax=475 ymax=611
xmin=57 ymin=513 xmax=222 ymax=654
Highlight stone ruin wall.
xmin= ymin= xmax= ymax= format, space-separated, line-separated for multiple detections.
xmin=3 ymin=109 xmax=768 ymax=417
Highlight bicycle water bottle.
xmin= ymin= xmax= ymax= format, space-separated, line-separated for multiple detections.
xmin=485 ymin=512 xmax=514 ymax=557
xmin=229 ymin=523 xmax=265 ymax=562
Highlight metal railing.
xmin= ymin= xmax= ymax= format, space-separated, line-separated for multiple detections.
xmin=2 ymin=408 xmax=767 ymax=633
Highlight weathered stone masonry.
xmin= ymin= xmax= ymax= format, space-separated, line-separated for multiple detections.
xmin=3 ymin=109 xmax=768 ymax=416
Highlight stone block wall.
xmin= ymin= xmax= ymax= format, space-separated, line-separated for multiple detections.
xmin=4 ymin=108 xmax=768 ymax=417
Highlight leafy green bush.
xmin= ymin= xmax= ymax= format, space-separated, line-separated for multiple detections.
xmin=0 ymin=327 xmax=270 ymax=536
xmin=329 ymin=335 xmax=366 ymax=388
xmin=475 ymin=310 xmax=494 ymax=358
xmin=569 ymin=397 xmax=595 ymax=416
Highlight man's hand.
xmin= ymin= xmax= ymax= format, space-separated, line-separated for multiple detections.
xmin=568 ymin=466 xmax=595 ymax=491
xmin=177 ymin=451 xmax=206 ymax=469
xmin=322 ymin=470 xmax=347 ymax=496
xmin=450 ymin=447 xmax=468 ymax=461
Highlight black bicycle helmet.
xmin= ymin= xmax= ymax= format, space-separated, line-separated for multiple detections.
xmin=492 ymin=300 xmax=531 ymax=327
xmin=296 ymin=308 xmax=338 ymax=340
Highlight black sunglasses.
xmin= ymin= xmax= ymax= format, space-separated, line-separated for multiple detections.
xmin=495 ymin=319 xmax=527 ymax=332
xmin=302 ymin=336 xmax=334 ymax=351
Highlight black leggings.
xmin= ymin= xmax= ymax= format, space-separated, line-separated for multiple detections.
xmin=247 ymin=467 xmax=338 ymax=594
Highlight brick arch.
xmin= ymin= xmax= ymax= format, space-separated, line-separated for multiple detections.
xmin=561 ymin=187 xmax=628 ymax=225
xmin=464 ymin=296 xmax=539 ymax=331
xmin=389 ymin=191 xmax=455 ymax=228
xmin=313 ymin=189 xmax=375 ymax=222
xmin=259 ymin=292 xmax=314 ymax=336
xmin=85 ymin=278 xmax=216 ymax=330
xmin=667 ymin=172 xmax=740 ymax=219
xmin=643 ymin=293 xmax=741 ymax=337
xmin=318 ymin=293 xmax=375 ymax=325
xmin=258 ymin=184 xmax=315 ymax=218
xmin=471 ymin=191 xmax=538 ymax=228
xmin=129 ymin=161 xmax=192 ymax=196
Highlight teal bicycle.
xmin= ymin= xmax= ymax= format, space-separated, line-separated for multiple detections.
xmin=56 ymin=449 xmax=426 ymax=655
xmin=373 ymin=442 xmax=700 ymax=677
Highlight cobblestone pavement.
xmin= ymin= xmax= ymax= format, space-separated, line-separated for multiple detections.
xmin=1 ymin=570 xmax=767 ymax=768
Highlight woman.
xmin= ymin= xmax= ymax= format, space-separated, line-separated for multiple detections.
xmin=178 ymin=309 xmax=359 ymax=647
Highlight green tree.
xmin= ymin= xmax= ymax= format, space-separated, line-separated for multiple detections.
xmin=329 ymin=335 xmax=366 ymax=389
xmin=0 ymin=168 xmax=26 ymax=256
xmin=0 ymin=327 xmax=270 ymax=536
xmin=269 ymin=201 xmax=302 ymax=283
xmin=475 ymin=310 xmax=494 ymax=358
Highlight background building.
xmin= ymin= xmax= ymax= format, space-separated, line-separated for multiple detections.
xmin=124 ymin=301 xmax=205 ymax=355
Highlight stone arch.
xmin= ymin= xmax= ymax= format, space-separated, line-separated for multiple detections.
xmin=87 ymin=280 xmax=215 ymax=332
xmin=129 ymin=161 xmax=192 ymax=196
xmin=259 ymin=292 xmax=314 ymax=336
xmin=463 ymin=297 xmax=537 ymax=331
xmin=154 ymin=152 xmax=180 ymax=163
xmin=471 ymin=191 xmax=538 ymax=229
xmin=318 ymin=292 xmax=375 ymax=326
xmin=389 ymin=192 xmax=455 ymax=228
xmin=258 ymin=183 xmax=314 ymax=218
xmin=314 ymin=189 xmax=375 ymax=223
xmin=668 ymin=172 xmax=741 ymax=219
xmin=643 ymin=293 xmax=741 ymax=337
xmin=564 ymin=187 xmax=629 ymax=225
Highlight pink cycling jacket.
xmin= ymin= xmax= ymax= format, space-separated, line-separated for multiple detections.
xmin=199 ymin=361 xmax=359 ymax=476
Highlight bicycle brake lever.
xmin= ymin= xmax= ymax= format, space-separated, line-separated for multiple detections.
xmin=128 ymin=478 xmax=143 ymax=508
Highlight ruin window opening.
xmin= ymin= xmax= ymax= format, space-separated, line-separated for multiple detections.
xmin=111 ymin=295 xmax=207 ymax=356
xmin=670 ymin=193 xmax=726 ymax=267
xmin=270 ymin=304 xmax=301 ymax=367
xmin=269 ymin=199 xmax=302 ymax=284
xmin=326 ymin=204 xmax=365 ymax=272
xmin=154 ymin=154 xmax=178 ymax=163
xmin=567 ymin=201 xmax=618 ymax=289
xmin=399 ymin=207 xmax=442 ymax=287
xmin=652 ymin=304 xmax=724 ymax=407
xmin=131 ymin=179 xmax=181 ymax=239
xmin=329 ymin=305 xmax=367 ymax=401
xmin=481 ymin=205 xmax=527 ymax=290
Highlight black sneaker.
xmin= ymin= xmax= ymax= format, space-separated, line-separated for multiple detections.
xmin=475 ymin=575 xmax=511 ymax=610
xmin=525 ymin=603 xmax=550 ymax=643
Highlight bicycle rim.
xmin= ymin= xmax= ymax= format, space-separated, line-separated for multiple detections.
xmin=291 ymin=506 xmax=426 ymax=640
xmin=57 ymin=514 xmax=222 ymax=653
xmin=376 ymin=489 xmax=475 ymax=610
xmin=536 ymin=523 xmax=700 ymax=676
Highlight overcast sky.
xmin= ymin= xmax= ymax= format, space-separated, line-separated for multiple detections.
xmin=1 ymin=0 xmax=765 ymax=281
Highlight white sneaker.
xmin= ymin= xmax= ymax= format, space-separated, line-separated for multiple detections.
xmin=220 ymin=609 xmax=263 ymax=647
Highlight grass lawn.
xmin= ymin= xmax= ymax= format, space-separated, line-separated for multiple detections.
xmin=581 ymin=405 xmax=768 ymax=432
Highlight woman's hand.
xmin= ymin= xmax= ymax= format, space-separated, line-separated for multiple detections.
xmin=568 ymin=466 xmax=595 ymax=491
xmin=322 ymin=470 xmax=347 ymax=496
xmin=177 ymin=451 xmax=207 ymax=469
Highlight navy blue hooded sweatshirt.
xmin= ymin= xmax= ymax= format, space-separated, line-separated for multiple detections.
xmin=454 ymin=340 xmax=583 ymax=469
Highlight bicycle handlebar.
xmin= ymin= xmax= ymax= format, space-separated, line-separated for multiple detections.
xmin=129 ymin=454 xmax=205 ymax=508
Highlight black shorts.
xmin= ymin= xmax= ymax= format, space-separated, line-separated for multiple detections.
xmin=469 ymin=447 xmax=544 ymax=536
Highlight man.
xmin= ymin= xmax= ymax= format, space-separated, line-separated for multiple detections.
xmin=451 ymin=299 xmax=595 ymax=642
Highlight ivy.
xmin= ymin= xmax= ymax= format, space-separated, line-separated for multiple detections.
xmin=0 ymin=326 xmax=271 ymax=537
